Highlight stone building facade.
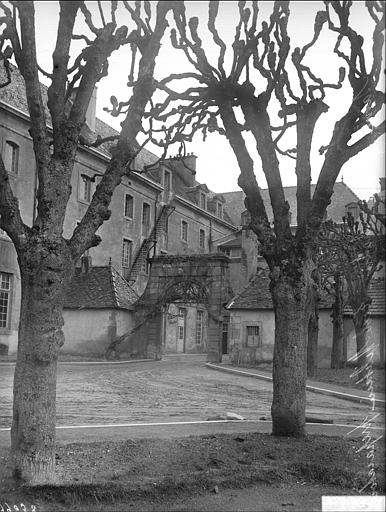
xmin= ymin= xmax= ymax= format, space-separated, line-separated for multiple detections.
xmin=0 ymin=68 xmax=237 ymax=358
xmin=1 ymin=65 xmax=377 ymax=362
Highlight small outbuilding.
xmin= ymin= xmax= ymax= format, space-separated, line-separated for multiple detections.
xmin=62 ymin=262 xmax=137 ymax=357
xmin=226 ymin=267 xmax=334 ymax=367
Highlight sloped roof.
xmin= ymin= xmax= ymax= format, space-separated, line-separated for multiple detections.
xmin=222 ymin=182 xmax=360 ymax=227
xmin=64 ymin=266 xmax=137 ymax=310
xmin=170 ymin=170 xmax=234 ymax=225
xmin=0 ymin=63 xmax=234 ymax=224
xmin=228 ymin=266 xmax=333 ymax=310
xmin=0 ymin=62 xmax=158 ymax=165
xmin=344 ymin=278 xmax=385 ymax=316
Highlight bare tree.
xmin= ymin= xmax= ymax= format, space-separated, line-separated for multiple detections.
xmin=0 ymin=0 xmax=173 ymax=484
xmin=147 ymin=1 xmax=385 ymax=436
xmin=320 ymin=212 xmax=385 ymax=378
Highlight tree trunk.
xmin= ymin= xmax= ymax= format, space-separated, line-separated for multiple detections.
xmin=270 ymin=260 xmax=314 ymax=437
xmin=307 ymin=304 xmax=319 ymax=378
xmin=331 ymin=274 xmax=344 ymax=369
xmin=352 ymin=303 xmax=371 ymax=380
xmin=11 ymin=238 xmax=73 ymax=484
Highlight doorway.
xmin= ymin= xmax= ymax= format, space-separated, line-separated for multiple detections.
xmin=222 ymin=321 xmax=229 ymax=354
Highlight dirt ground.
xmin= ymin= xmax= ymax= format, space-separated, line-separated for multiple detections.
xmin=238 ymin=362 xmax=385 ymax=393
xmin=0 ymin=432 xmax=384 ymax=512
xmin=0 ymin=360 xmax=379 ymax=429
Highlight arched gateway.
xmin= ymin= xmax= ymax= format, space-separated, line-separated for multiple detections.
xmin=106 ymin=254 xmax=233 ymax=362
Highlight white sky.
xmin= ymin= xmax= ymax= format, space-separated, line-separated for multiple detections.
xmin=32 ymin=1 xmax=385 ymax=200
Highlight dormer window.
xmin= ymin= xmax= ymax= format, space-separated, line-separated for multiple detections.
xmin=217 ymin=202 xmax=223 ymax=219
xmin=200 ymin=192 xmax=206 ymax=210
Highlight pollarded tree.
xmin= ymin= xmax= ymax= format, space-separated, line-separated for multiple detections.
xmin=320 ymin=212 xmax=385 ymax=378
xmin=0 ymin=0 xmax=174 ymax=484
xmin=147 ymin=1 xmax=385 ymax=436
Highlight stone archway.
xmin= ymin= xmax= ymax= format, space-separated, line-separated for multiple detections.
xmin=133 ymin=254 xmax=233 ymax=362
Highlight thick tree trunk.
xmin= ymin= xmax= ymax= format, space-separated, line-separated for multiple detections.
xmin=307 ymin=305 xmax=319 ymax=378
xmin=331 ymin=274 xmax=344 ymax=369
xmin=271 ymin=261 xmax=314 ymax=437
xmin=11 ymin=239 xmax=73 ymax=484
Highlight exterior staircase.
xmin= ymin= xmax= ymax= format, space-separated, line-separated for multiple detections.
xmin=127 ymin=204 xmax=174 ymax=282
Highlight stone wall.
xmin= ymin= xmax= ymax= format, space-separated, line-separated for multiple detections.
xmin=130 ymin=254 xmax=232 ymax=362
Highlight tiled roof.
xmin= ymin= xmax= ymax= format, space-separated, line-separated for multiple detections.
xmin=222 ymin=182 xmax=360 ymax=227
xmin=170 ymin=170 xmax=234 ymax=225
xmin=0 ymin=63 xmax=233 ymax=223
xmin=344 ymin=278 xmax=385 ymax=316
xmin=0 ymin=62 xmax=158 ymax=164
xmin=64 ymin=266 xmax=137 ymax=310
xmin=228 ymin=266 xmax=333 ymax=310
xmin=227 ymin=267 xmax=272 ymax=309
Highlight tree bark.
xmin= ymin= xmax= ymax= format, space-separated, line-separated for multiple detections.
xmin=352 ymin=303 xmax=371 ymax=378
xmin=11 ymin=237 xmax=73 ymax=484
xmin=307 ymin=304 xmax=319 ymax=378
xmin=270 ymin=258 xmax=314 ymax=437
xmin=331 ymin=274 xmax=345 ymax=369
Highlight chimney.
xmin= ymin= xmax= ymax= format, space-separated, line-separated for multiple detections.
xmin=380 ymin=177 xmax=385 ymax=192
xmin=80 ymin=255 xmax=92 ymax=273
xmin=165 ymin=153 xmax=197 ymax=187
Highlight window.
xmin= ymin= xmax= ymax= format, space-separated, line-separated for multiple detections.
xmin=246 ymin=325 xmax=261 ymax=347
xmin=230 ymin=247 xmax=241 ymax=258
xmin=196 ymin=310 xmax=204 ymax=345
xmin=200 ymin=192 xmax=206 ymax=210
xmin=164 ymin=170 xmax=171 ymax=200
xmin=219 ymin=246 xmax=240 ymax=258
xmin=181 ymin=220 xmax=188 ymax=242
xmin=219 ymin=247 xmax=231 ymax=257
xmin=0 ymin=272 xmax=11 ymax=329
xmin=217 ymin=202 xmax=223 ymax=218
xmin=80 ymin=174 xmax=92 ymax=202
xmin=199 ymin=229 xmax=205 ymax=249
xmin=178 ymin=307 xmax=186 ymax=341
xmin=3 ymin=141 xmax=19 ymax=175
xmin=142 ymin=202 xmax=151 ymax=234
xmin=122 ymin=239 xmax=133 ymax=269
xmin=124 ymin=194 xmax=134 ymax=219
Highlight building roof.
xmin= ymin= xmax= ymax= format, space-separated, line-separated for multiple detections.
xmin=227 ymin=266 xmax=333 ymax=310
xmin=344 ymin=278 xmax=385 ymax=316
xmin=0 ymin=63 xmax=235 ymax=225
xmin=64 ymin=265 xmax=137 ymax=310
xmin=222 ymin=182 xmax=361 ymax=227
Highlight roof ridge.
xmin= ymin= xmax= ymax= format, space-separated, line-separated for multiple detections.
xmin=109 ymin=265 xmax=121 ymax=308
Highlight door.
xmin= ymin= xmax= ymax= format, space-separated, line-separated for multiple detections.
xmin=222 ymin=322 xmax=229 ymax=354
xmin=177 ymin=307 xmax=186 ymax=353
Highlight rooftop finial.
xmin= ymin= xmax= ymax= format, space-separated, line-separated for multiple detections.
xmin=341 ymin=175 xmax=344 ymax=183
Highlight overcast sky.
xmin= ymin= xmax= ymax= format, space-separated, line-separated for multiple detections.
xmin=33 ymin=1 xmax=385 ymax=200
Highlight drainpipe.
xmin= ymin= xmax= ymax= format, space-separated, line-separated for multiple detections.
xmin=209 ymin=219 xmax=213 ymax=253
xmin=153 ymin=191 xmax=160 ymax=258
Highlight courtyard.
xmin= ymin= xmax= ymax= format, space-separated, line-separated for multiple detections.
xmin=0 ymin=358 xmax=379 ymax=429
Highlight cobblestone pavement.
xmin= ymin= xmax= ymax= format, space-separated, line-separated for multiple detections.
xmin=0 ymin=360 xmax=379 ymax=428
